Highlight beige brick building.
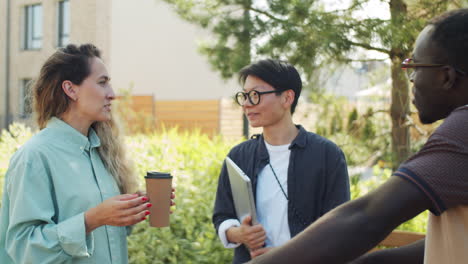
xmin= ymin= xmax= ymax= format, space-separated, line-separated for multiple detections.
xmin=1 ymin=0 xmax=245 ymax=139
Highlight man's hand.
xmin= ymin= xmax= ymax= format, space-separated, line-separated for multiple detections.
xmin=227 ymin=215 xmax=266 ymax=250
xmin=251 ymin=247 xmax=273 ymax=258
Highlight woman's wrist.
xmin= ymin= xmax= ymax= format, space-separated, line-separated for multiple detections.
xmin=84 ymin=207 xmax=101 ymax=234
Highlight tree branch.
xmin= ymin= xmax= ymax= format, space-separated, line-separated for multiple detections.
xmin=345 ymin=40 xmax=390 ymax=54
xmin=248 ymin=7 xmax=289 ymax=24
xmin=365 ymin=109 xmax=390 ymax=117
xmin=409 ymin=0 xmax=450 ymax=19
xmin=404 ymin=114 xmax=429 ymax=136
xmin=452 ymin=0 xmax=463 ymax=8
xmin=341 ymin=58 xmax=388 ymax=63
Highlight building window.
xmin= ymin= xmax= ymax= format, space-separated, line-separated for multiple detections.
xmin=20 ymin=79 xmax=33 ymax=117
xmin=24 ymin=4 xmax=43 ymax=50
xmin=57 ymin=0 xmax=70 ymax=47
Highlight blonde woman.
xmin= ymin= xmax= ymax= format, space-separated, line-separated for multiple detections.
xmin=0 ymin=44 xmax=157 ymax=263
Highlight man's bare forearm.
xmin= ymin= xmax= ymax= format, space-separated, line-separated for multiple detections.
xmin=248 ymin=199 xmax=395 ymax=264
xmin=248 ymin=177 xmax=430 ymax=264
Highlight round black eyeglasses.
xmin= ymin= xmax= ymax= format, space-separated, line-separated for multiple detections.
xmin=235 ymin=90 xmax=280 ymax=106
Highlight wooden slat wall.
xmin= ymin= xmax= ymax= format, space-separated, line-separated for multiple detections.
xmin=117 ymin=96 xmax=249 ymax=138
xmin=155 ymin=100 xmax=220 ymax=136
xmin=370 ymin=230 xmax=425 ymax=252
xmin=116 ymin=95 xmax=155 ymax=134
xmin=378 ymin=230 xmax=425 ymax=247
xmin=132 ymin=96 xmax=155 ymax=115
xmin=219 ymin=98 xmax=243 ymax=140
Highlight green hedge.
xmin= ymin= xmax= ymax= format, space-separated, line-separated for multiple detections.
xmin=0 ymin=124 xmax=427 ymax=263
xmin=0 ymin=123 xmax=34 ymax=203
xmin=125 ymin=129 xmax=236 ymax=263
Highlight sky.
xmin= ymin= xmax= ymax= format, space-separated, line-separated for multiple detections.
xmin=324 ymin=0 xmax=391 ymax=20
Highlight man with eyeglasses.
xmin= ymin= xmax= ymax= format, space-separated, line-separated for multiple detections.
xmin=248 ymin=9 xmax=468 ymax=264
xmin=213 ymin=59 xmax=350 ymax=263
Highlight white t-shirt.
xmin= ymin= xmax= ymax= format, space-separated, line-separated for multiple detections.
xmin=218 ymin=141 xmax=291 ymax=248
xmin=424 ymin=206 xmax=468 ymax=264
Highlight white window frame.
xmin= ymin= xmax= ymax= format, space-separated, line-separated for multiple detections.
xmin=24 ymin=4 xmax=43 ymax=50
xmin=57 ymin=0 xmax=70 ymax=47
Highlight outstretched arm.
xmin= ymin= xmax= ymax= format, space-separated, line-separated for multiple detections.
xmin=248 ymin=176 xmax=431 ymax=264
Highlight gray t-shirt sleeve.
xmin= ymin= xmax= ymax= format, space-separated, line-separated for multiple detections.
xmin=393 ymin=107 xmax=468 ymax=215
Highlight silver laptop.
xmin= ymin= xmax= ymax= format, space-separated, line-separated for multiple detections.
xmin=225 ymin=157 xmax=258 ymax=225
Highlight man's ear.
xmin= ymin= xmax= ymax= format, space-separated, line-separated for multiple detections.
xmin=284 ymin=89 xmax=295 ymax=106
xmin=442 ymin=66 xmax=457 ymax=91
xmin=61 ymin=80 xmax=77 ymax=101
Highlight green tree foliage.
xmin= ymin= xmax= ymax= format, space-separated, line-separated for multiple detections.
xmin=162 ymin=0 xmax=463 ymax=168
xmin=329 ymin=112 xmax=343 ymax=135
xmin=125 ymin=129 xmax=237 ymax=263
xmin=347 ymin=107 xmax=359 ymax=135
xmin=309 ymin=88 xmax=399 ymax=169
xmin=310 ymin=92 xmax=348 ymax=137
xmin=350 ymin=164 xmax=428 ymax=233
xmin=0 ymin=123 xmax=34 ymax=204
xmin=362 ymin=107 xmax=376 ymax=140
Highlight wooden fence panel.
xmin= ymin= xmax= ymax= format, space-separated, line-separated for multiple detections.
xmin=116 ymin=95 xmax=155 ymax=134
xmin=369 ymin=230 xmax=425 ymax=253
xmin=155 ymin=100 xmax=220 ymax=136
xmin=219 ymin=98 xmax=243 ymax=140
xmin=117 ymin=97 xmax=248 ymax=137
xmin=378 ymin=230 xmax=425 ymax=248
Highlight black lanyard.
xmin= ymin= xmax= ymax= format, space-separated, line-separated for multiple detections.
xmin=267 ymin=162 xmax=308 ymax=228
xmin=268 ymin=163 xmax=288 ymax=200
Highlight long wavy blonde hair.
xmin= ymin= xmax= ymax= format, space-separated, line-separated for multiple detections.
xmin=32 ymin=44 xmax=138 ymax=194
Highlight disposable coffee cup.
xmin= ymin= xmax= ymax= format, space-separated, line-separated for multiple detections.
xmin=145 ymin=171 xmax=173 ymax=227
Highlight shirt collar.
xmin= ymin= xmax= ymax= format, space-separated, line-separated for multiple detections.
xmin=290 ymin=125 xmax=307 ymax=149
xmin=46 ymin=117 xmax=101 ymax=152
xmin=256 ymin=124 xmax=307 ymax=161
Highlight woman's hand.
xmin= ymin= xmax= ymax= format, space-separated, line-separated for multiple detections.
xmin=227 ymin=215 xmax=266 ymax=250
xmin=137 ymin=188 xmax=176 ymax=213
xmin=85 ymin=193 xmax=151 ymax=233
xmin=170 ymin=188 xmax=176 ymax=214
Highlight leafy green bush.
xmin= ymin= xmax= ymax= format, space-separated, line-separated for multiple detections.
xmin=350 ymin=165 xmax=428 ymax=233
xmin=125 ymin=129 xmax=237 ymax=264
xmin=0 ymin=123 xmax=427 ymax=263
xmin=0 ymin=123 xmax=34 ymax=203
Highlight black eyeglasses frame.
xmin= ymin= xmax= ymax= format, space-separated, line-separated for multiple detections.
xmin=234 ymin=90 xmax=282 ymax=106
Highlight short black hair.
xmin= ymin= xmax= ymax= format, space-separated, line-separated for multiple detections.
xmin=429 ymin=8 xmax=468 ymax=72
xmin=238 ymin=59 xmax=302 ymax=114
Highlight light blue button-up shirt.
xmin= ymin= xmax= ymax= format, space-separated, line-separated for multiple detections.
xmin=0 ymin=117 xmax=128 ymax=263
